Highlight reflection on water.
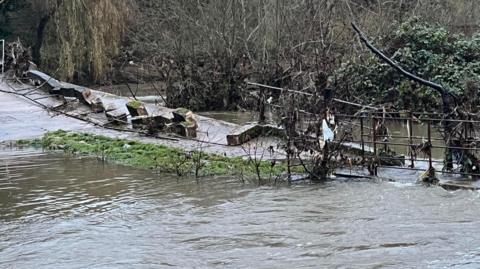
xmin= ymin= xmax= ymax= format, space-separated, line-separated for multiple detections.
xmin=347 ymin=120 xmax=446 ymax=159
xmin=385 ymin=121 xmax=445 ymax=159
xmin=198 ymin=111 xmax=256 ymax=125
xmin=1 ymin=148 xmax=480 ymax=268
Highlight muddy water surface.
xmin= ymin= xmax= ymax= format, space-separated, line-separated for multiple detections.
xmin=1 ymin=148 xmax=480 ymax=268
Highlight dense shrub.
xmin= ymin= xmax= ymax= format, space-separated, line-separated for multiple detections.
xmin=334 ymin=20 xmax=480 ymax=111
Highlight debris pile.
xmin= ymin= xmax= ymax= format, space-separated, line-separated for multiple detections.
xmin=3 ymin=39 xmax=35 ymax=77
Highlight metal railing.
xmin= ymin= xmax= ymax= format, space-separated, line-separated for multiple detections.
xmin=337 ymin=113 xmax=480 ymax=178
xmin=1 ymin=39 xmax=4 ymax=82
xmin=249 ymin=81 xmax=480 ymax=179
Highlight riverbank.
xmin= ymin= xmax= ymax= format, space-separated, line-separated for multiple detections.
xmin=25 ymin=130 xmax=288 ymax=180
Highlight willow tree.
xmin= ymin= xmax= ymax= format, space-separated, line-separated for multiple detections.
xmin=35 ymin=0 xmax=131 ymax=83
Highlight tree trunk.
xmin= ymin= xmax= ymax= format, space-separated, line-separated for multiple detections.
xmin=32 ymin=15 xmax=50 ymax=66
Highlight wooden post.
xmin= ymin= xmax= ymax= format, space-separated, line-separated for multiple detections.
xmin=464 ymin=116 xmax=469 ymax=141
xmin=360 ymin=116 xmax=365 ymax=162
xmin=409 ymin=111 xmax=414 ymax=168
xmin=0 ymin=39 xmax=4 ymax=82
xmin=258 ymin=90 xmax=266 ymax=124
xmin=428 ymin=121 xmax=434 ymax=171
xmin=372 ymin=117 xmax=378 ymax=175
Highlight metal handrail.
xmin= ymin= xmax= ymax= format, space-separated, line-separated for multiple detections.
xmin=1 ymin=39 xmax=4 ymax=82
xmin=249 ymin=80 xmax=480 ymax=178
xmin=337 ymin=114 xmax=480 ymax=124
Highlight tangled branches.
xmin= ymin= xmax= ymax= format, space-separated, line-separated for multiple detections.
xmin=3 ymin=39 xmax=33 ymax=77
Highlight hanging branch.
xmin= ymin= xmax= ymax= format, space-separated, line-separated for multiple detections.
xmin=351 ymin=22 xmax=457 ymax=104
xmin=124 ymin=82 xmax=137 ymax=100
xmin=351 ymin=22 xmax=459 ymax=170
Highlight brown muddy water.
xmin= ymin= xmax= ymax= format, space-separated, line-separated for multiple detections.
xmin=2 ymin=148 xmax=480 ymax=268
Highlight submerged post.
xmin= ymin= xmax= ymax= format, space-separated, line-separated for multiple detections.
xmin=409 ymin=111 xmax=414 ymax=168
xmin=427 ymin=121 xmax=433 ymax=171
xmin=421 ymin=120 xmax=438 ymax=184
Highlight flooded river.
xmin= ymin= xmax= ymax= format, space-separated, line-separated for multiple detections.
xmin=2 ymin=148 xmax=480 ymax=268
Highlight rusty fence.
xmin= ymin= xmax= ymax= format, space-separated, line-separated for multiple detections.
xmin=336 ymin=113 xmax=480 ymax=178
xmin=248 ymin=81 xmax=480 ymax=179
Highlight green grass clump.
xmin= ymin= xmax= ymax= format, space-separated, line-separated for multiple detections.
xmin=127 ymin=100 xmax=144 ymax=109
xmin=39 ymin=130 xmax=288 ymax=178
xmin=16 ymin=139 xmax=42 ymax=147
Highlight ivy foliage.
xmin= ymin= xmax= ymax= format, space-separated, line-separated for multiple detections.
xmin=334 ymin=19 xmax=480 ymax=111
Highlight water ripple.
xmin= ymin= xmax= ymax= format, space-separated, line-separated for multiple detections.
xmin=1 ymin=148 xmax=480 ymax=268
